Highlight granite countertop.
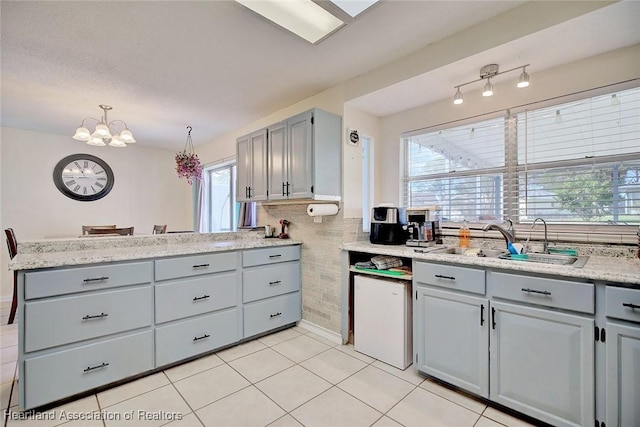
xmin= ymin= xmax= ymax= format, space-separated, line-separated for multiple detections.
xmin=342 ymin=241 xmax=640 ymax=286
xmin=10 ymin=232 xmax=302 ymax=271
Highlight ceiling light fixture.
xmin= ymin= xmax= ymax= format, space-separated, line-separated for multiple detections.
xmin=72 ymin=105 xmax=136 ymax=148
xmin=452 ymin=64 xmax=530 ymax=105
xmin=235 ymin=0 xmax=344 ymax=44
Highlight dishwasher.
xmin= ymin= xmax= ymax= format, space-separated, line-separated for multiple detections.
xmin=354 ymin=275 xmax=412 ymax=369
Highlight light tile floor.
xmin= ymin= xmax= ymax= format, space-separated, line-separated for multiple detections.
xmin=0 ymin=302 xmax=536 ymax=427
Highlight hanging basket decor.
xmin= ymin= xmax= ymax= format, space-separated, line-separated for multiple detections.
xmin=175 ymin=126 xmax=202 ymax=185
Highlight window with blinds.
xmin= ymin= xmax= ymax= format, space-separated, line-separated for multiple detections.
xmin=403 ymin=85 xmax=640 ymax=225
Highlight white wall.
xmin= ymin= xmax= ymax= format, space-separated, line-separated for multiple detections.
xmin=0 ymin=127 xmax=193 ymax=299
xmin=377 ymin=44 xmax=640 ymax=206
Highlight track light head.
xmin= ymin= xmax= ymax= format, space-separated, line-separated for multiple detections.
xmin=482 ymin=79 xmax=494 ymax=97
xmin=453 ymin=88 xmax=464 ymax=105
xmin=517 ymin=67 xmax=530 ymax=88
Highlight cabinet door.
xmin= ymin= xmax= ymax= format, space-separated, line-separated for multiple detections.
xmin=236 ymin=134 xmax=251 ymax=202
xmin=268 ymin=123 xmax=287 ymax=200
xmin=414 ymin=286 xmax=489 ymax=397
xmin=287 ymin=111 xmax=313 ymax=199
xmin=490 ymin=301 xmax=594 ymax=427
xmin=249 ymin=129 xmax=268 ymax=200
xmin=606 ymin=322 xmax=640 ymax=427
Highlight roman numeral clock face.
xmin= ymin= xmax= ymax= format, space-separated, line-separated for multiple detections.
xmin=53 ymin=154 xmax=114 ymax=201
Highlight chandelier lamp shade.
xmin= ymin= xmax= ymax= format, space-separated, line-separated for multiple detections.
xmin=453 ymin=64 xmax=530 ymax=105
xmin=72 ymin=105 xmax=136 ymax=147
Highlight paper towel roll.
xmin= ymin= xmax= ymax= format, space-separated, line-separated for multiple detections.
xmin=307 ymin=203 xmax=338 ymax=217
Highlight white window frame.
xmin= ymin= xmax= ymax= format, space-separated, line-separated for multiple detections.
xmin=201 ymin=159 xmax=237 ymax=233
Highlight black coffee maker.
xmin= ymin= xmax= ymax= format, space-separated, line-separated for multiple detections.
xmin=370 ymin=207 xmax=408 ymax=245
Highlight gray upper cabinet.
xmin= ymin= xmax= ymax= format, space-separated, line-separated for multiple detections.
xmin=236 ymin=129 xmax=268 ymax=202
xmin=250 ymin=108 xmax=342 ymax=201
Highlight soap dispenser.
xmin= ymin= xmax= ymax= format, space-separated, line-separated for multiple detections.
xmin=459 ymin=220 xmax=470 ymax=248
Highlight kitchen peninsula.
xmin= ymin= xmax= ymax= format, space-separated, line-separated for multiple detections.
xmin=10 ymin=232 xmax=302 ymax=410
xmin=342 ymin=241 xmax=640 ymax=427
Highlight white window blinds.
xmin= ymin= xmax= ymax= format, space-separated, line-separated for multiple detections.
xmin=515 ymin=86 xmax=640 ymax=224
xmin=403 ymin=84 xmax=640 ymax=225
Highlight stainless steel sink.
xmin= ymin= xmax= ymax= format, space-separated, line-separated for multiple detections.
xmin=499 ymin=252 xmax=589 ymax=268
xmin=434 ymin=247 xmax=507 ymax=258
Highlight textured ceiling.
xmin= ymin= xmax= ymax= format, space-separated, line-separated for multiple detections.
xmin=1 ymin=1 xmax=638 ymax=150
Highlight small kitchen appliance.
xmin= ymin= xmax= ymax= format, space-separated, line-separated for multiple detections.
xmin=405 ymin=207 xmax=441 ymax=247
xmin=278 ymin=219 xmax=290 ymax=239
xmin=370 ymin=207 xmax=408 ymax=245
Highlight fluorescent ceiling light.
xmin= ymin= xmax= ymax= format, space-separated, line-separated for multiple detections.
xmin=331 ymin=0 xmax=379 ymax=17
xmin=236 ymin=0 xmax=344 ymax=44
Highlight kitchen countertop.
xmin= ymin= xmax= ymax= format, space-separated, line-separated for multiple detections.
xmin=342 ymin=241 xmax=640 ymax=286
xmin=10 ymin=232 xmax=302 ymax=270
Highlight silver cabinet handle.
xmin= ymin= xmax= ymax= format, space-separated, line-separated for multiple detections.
xmin=82 ymin=312 xmax=108 ymax=320
xmin=270 ymin=312 xmax=282 ymax=318
xmin=193 ymin=334 xmax=210 ymax=342
xmin=193 ymin=295 xmax=210 ymax=302
xmin=83 ymin=276 xmax=109 ymax=283
xmin=84 ymin=362 xmax=109 ymax=373
xmin=521 ymin=288 xmax=552 ymax=296
xmin=269 ymin=280 xmax=282 ymax=286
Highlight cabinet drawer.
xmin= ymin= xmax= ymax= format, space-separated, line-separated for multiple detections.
xmin=243 ymin=262 xmax=300 ymax=303
xmin=155 ymin=273 xmax=237 ymax=324
xmin=25 ymin=286 xmax=152 ymax=352
xmin=155 ymin=252 xmax=237 ymax=281
xmin=489 ymin=271 xmax=594 ymax=314
xmin=243 ymin=291 xmax=301 ymax=338
xmin=24 ymin=330 xmax=153 ymax=410
xmin=25 ymin=261 xmax=152 ymax=299
xmin=155 ymin=309 xmax=238 ymax=366
xmin=606 ymin=286 xmax=640 ymax=323
xmin=414 ymin=262 xmax=485 ymax=295
xmin=242 ymin=245 xmax=300 ymax=267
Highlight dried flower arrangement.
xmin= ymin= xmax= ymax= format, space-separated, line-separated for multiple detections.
xmin=175 ymin=126 xmax=202 ymax=184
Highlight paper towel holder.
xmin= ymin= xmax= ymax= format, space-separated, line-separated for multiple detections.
xmin=307 ymin=203 xmax=339 ymax=223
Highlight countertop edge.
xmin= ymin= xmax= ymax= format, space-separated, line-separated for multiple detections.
xmin=342 ymin=242 xmax=640 ymax=286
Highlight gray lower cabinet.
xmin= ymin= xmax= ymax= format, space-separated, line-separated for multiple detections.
xmin=242 ymin=246 xmax=302 ymax=339
xmin=18 ymin=244 xmax=302 ymax=410
xmin=413 ymin=261 xmax=595 ymax=427
xmin=605 ymin=285 xmax=640 ymax=427
xmin=414 ymin=286 xmax=489 ymax=397
xmin=490 ymin=301 xmax=594 ymax=427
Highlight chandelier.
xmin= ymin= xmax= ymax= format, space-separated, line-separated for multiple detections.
xmin=72 ymin=104 xmax=136 ymax=147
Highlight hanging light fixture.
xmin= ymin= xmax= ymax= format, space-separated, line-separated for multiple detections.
xmin=72 ymin=105 xmax=136 ymax=147
xmin=452 ymin=64 xmax=530 ymax=105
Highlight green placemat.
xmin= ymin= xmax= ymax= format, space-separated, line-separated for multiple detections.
xmin=353 ymin=267 xmax=406 ymax=276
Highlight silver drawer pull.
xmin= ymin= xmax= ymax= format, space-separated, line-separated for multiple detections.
xmin=521 ymin=288 xmax=552 ymax=296
xmin=270 ymin=312 xmax=282 ymax=318
xmin=192 ymin=263 xmax=210 ymax=269
xmin=193 ymin=294 xmax=210 ymax=302
xmin=83 ymin=362 xmax=109 ymax=373
xmin=83 ymin=276 xmax=109 ymax=283
xmin=82 ymin=312 xmax=108 ymax=320
xmin=193 ymin=334 xmax=210 ymax=342
xmin=269 ymin=280 xmax=282 ymax=286
xmin=269 ymin=254 xmax=282 ymax=258
xmin=435 ymin=274 xmax=456 ymax=280
xmin=622 ymin=302 xmax=640 ymax=310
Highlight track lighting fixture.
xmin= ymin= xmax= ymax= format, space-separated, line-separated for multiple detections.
xmin=452 ymin=64 xmax=530 ymax=105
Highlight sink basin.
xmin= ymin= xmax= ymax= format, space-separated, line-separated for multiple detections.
xmin=434 ymin=247 xmax=506 ymax=258
xmin=499 ymin=252 xmax=589 ymax=268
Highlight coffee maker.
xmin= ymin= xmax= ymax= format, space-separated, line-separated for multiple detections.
xmin=405 ymin=207 xmax=441 ymax=247
xmin=369 ymin=207 xmax=408 ymax=245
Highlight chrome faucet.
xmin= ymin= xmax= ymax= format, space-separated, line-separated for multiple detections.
xmin=482 ymin=222 xmax=516 ymax=247
xmin=531 ymin=217 xmax=548 ymax=253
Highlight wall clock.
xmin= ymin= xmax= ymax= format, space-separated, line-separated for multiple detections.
xmin=53 ymin=154 xmax=114 ymax=201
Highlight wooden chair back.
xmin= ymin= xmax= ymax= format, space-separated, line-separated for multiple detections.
xmin=86 ymin=227 xmax=134 ymax=236
xmin=82 ymin=225 xmax=117 ymax=235
xmin=5 ymin=228 xmax=17 ymax=259
xmin=152 ymin=225 xmax=167 ymax=234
